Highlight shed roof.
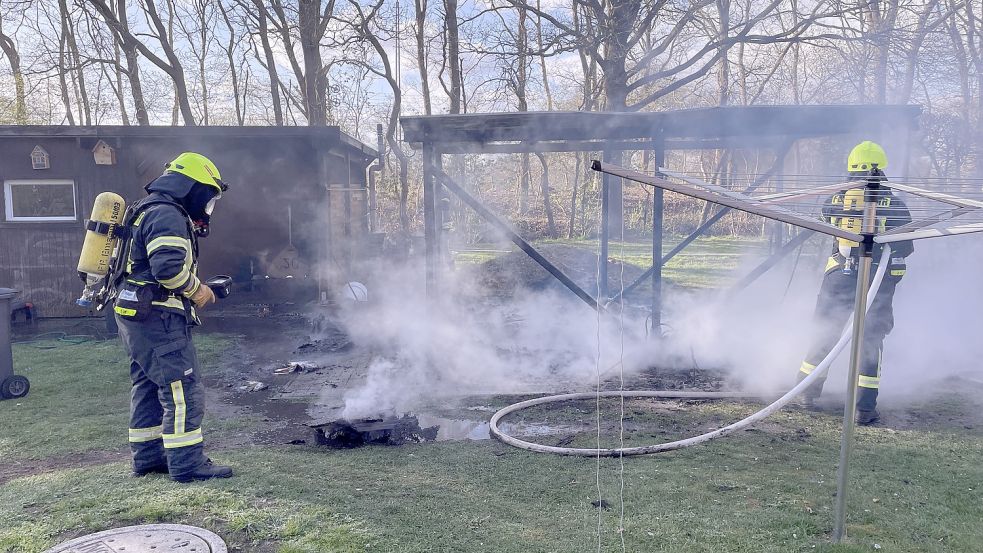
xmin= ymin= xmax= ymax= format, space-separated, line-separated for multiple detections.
xmin=0 ymin=125 xmax=378 ymax=160
xmin=401 ymin=105 xmax=921 ymax=153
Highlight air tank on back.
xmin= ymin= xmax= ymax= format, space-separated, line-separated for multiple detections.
xmin=77 ymin=192 xmax=126 ymax=307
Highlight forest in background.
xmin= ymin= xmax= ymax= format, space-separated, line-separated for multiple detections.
xmin=1 ymin=0 xmax=981 ymax=240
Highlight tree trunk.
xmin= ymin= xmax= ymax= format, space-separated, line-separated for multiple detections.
xmin=535 ymin=0 xmax=553 ymax=110
xmin=194 ymin=0 xmax=210 ymax=125
xmin=61 ymin=0 xmax=92 ymax=124
xmin=218 ymin=1 xmax=244 ymax=125
xmin=535 ymin=152 xmax=557 ymax=237
xmin=0 ymin=26 xmax=27 ymax=123
xmin=716 ymin=0 xmax=731 ymax=106
xmin=298 ymin=0 xmax=327 ymax=125
xmin=415 ymin=0 xmax=432 ymax=115
xmin=140 ymin=0 xmax=196 ymax=124
xmin=116 ymin=0 xmax=150 ymax=125
xmin=899 ymin=0 xmax=940 ymax=104
xmin=519 ymin=154 xmax=530 ymax=214
xmin=444 ymin=0 xmax=461 ymax=113
xmin=57 ymin=10 xmax=76 ymax=125
xmin=516 ymin=7 xmax=529 ymax=214
xmin=252 ymin=0 xmax=284 ymax=125
xmin=569 ymin=154 xmax=581 ymax=238
xmin=109 ymin=38 xmax=130 ymax=125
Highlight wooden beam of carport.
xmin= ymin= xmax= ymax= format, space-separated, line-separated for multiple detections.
xmin=400 ymin=105 xmax=922 ymax=146
xmin=406 ymin=137 xmax=793 ymax=154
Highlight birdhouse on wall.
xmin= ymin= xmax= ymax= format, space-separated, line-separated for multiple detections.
xmin=92 ymin=140 xmax=117 ymax=166
xmin=31 ymin=145 xmax=50 ymax=170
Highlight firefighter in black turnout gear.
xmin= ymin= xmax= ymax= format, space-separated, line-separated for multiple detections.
xmin=797 ymin=141 xmax=913 ymax=426
xmin=115 ymin=152 xmax=233 ymax=482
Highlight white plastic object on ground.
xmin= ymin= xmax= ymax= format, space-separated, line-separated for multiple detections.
xmin=340 ymin=282 xmax=368 ymax=302
xmin=488 ymin=247 xmax=892 ymax=457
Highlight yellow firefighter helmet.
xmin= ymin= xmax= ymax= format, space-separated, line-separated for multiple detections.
xmin=847 ymin=141 xmax=888 ymax=172
xmin=165 ymin=152 xmax=228 ymax=194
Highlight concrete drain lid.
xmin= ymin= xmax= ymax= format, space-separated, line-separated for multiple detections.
xmin=45 ymin=524 xmax=227 ymax=553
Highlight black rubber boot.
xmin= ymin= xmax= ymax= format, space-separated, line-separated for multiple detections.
xmin=794 ymin=394 xmax=820 ymax=411
xmin=132 ymin=463 xmax=170 ymax=477
xmin=856 ymin=409 xmax=880 ymax=426
xmin=172 ymin=459 xmax=233 ymax=483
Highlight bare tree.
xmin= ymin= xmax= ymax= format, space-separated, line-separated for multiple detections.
xmin=0 ymin=1 xmax=28 ymax=123
xmin=414 ymin=0 xmax=433 ymax=115
xmin=87 ymin=0 xmax=196 ymax=125
xmin=175 ymin=0 xmax=215 ymax=124
xmin=256 ymin=0 xmax=336 ymax=125
xmin=339 ymin=0 xmax=413 ymax=229
xmin=114 ymin=0 xmax=149 ymax=125
xmin=217 ymin=2 xmax=244 ymax=125
xmin=442 ymin=0 xmax=462 ymax=113
xmin=237 ymin=0 xmax=285 ymax=125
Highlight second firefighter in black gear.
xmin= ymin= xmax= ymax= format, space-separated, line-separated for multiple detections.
xmin=797 ymin=141 xmax=914 ymax=425
xmin=114 ymin=152 xmax=233 ymax=482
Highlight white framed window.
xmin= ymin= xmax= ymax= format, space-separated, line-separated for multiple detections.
xmin=3 ymin=179 xmax=77 ymax=222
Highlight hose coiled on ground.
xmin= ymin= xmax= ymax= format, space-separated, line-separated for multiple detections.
xmin=489 ymin=247 xmax=892 ymax=456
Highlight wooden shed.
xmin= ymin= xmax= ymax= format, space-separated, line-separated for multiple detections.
xmin=0 ymin=126 xmax=377 ymax=318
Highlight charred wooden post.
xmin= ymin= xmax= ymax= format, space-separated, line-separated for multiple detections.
xmin=651 ymin=139 xmax=666 ymax=336
xmin=422 ymin=143 xmax=440 ymax=296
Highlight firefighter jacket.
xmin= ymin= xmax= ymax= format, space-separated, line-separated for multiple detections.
xmin=820 ymin=184 xmax=914 ymax=278
xmin=115 ymin=189 xmax=203 ymax=322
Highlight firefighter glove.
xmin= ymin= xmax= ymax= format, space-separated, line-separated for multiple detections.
xmin=188 ymin=281 xmax=217 ymax=308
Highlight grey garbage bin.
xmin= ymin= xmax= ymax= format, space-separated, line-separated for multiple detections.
xmin=0 ymin=288 xmax=30 ymax=400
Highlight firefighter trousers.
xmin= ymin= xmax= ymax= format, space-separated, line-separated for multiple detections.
xmin=117 ymin=310 xmax=207 ymax=478
xmin=797 ymin=268 xmax=898 ymax=412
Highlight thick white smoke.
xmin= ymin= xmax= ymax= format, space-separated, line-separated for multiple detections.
xmin=336 ymin=260 xmax=643 ymax=420
xmin=650 ymin=240 xmax=825 ymax=395
xmin=882 ymin=233 xmax=983 ymax=398
xmin=653 ymin=229 xmax=983 ymax=405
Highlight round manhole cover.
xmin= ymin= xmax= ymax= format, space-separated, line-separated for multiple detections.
xmin=45 ymin=524 xmax=227 ymax=553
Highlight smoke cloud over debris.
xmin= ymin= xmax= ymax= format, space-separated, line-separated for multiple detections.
xmin=335 ymin=260 xmax=644 ymax=420
xmin=334 ymin=224 xmax=983 ymax=420
xmin=650 ymin=231 xmax=983 ymax=405
xmin=883 ymin=234 xmax=983 ymax=396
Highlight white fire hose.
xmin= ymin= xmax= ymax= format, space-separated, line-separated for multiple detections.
xmin=489 ymin=247 xmax=892 ymax=456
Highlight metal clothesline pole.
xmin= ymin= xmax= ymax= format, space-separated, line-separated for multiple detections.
xmin=832 ymin=175 xmax=881 ymax=542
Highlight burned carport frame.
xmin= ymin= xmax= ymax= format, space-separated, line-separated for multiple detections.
xmin=402 ymin=105 xmax=922 ymax=323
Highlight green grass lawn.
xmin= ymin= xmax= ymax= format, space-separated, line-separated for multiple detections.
xmin=454 ymin=236 xmax=776 ymax=289
xmin=2 ymin=337 xmax=981 ymax=552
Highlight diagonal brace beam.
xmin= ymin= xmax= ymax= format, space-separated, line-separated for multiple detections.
xmin=607 ymin=150 xmax=790 ymax=304
xmin=725 ymin=230 xmax=815 ymax=295
xmin=429 ymin=165 xmax=604 ymax=312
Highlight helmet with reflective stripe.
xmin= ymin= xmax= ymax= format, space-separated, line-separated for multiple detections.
xmin=165 ymin=152 xmax=228 ymax=195
xmin=847 ymin=141 xmax=888 ymax=172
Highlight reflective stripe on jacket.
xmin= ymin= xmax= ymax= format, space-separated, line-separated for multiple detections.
xmin=125 ymin=193 xmax=202 ymax=317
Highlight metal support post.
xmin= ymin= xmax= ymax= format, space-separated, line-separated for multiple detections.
xmin=422 ymin=143 xmax=439 ymax=296
xmin=651 ymin=143 xmax=665 ymax=336
xmin=832 ymin=175 xmax=880 ymax=543
xmin=368 ymin=124 xmax=384 ymax=232
xmin=344 ymin=152 xmax=353 ymax=273
xmin=901 ymin=122 xmax=912 ymax=182
xmin=607 ymin=151 xmax=790 ymax=304
xmin=599 ymin=149 xmax=612 ymax=301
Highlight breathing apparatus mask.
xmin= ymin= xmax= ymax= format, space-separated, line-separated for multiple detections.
xmin=183 ymin=182 xmax=223 ymax=237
